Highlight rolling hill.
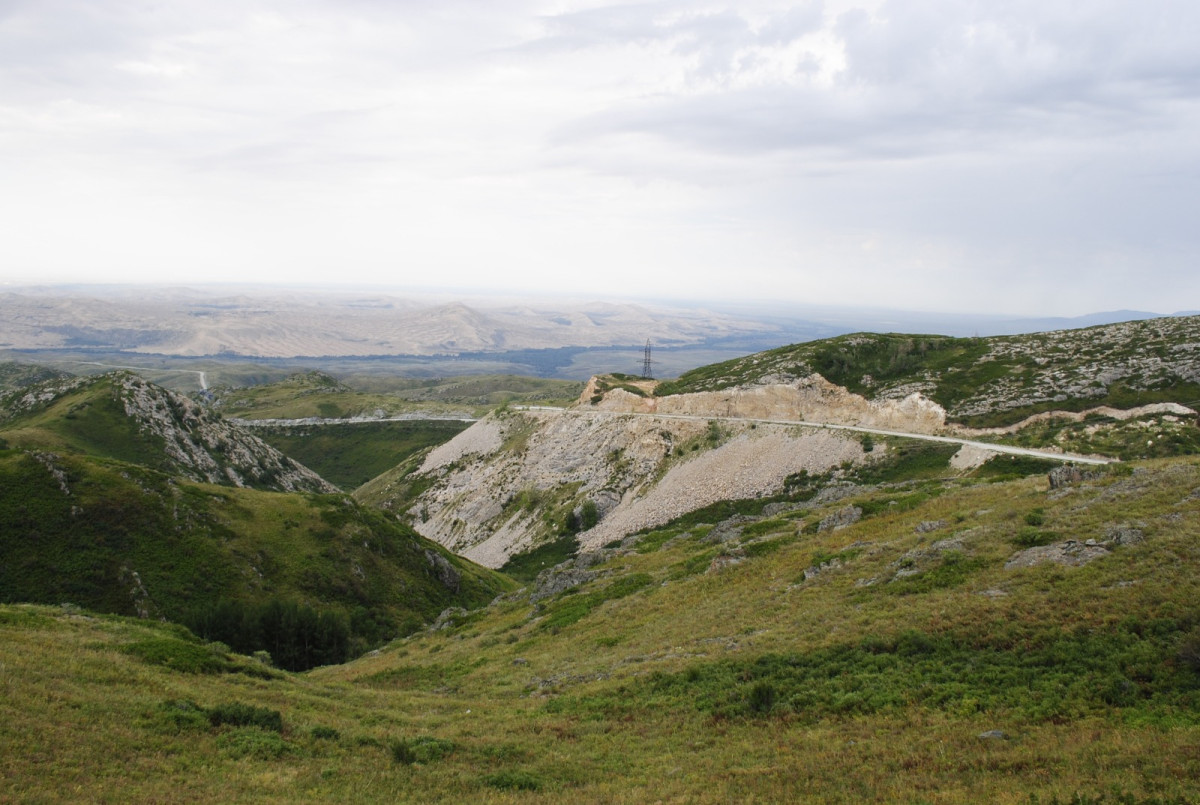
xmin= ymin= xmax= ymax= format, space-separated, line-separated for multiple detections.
xmin=2 ymin=315 xmax=1200 ymax=802
xmin=0 ymin=372 xmax=514 ymax=667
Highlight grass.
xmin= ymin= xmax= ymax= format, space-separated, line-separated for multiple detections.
xmin=4 ymin=449 xmax=1200 ymax=803
xmin=251 ymin=419 xmax=470 ymax=490
xmin=500 ymin=535 xmax=580 ymax=583
xmin=4 ymin=334 xmax=1200 ymax=800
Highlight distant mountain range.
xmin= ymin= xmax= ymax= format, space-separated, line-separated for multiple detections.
xmin=0 ymin=284 xmax=1183 ymax=361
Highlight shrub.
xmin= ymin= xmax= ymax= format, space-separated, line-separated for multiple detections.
xmin=1013 ymin=527 xmax=1059 ymax=548
xmin=156 ymin=699 xmax=208 ymax=731
xmin=747 ymin=681 xmax=777 ymax=713
xmin=390 ymin=736 xmax=455 ymax=765
xmin=121 ymin=637 xmax=230 ymax=674
xmin=1178 ymin=628 xmax=1200 ymax=674
xmin=207 ymin=702 xmax=283 ymax=733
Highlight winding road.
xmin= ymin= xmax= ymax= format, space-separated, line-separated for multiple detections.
xmin=517 ymin=405 xmax=1114 ymax=466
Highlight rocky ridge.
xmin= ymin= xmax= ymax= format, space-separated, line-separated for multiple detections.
xmin=3 ymin=372 xmax=337 ymax=493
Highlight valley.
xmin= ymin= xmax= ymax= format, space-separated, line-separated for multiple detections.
xmin=2 ymin=313 xmax=1200 ymax=803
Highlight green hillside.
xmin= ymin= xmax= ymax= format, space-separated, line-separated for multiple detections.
xmin=3 ymin=455 xmax=1199 ymax=802
xmin=0 ymin=447 xmax=512 ymax=664
xmin=0 ymin=372 xmax=514 ymax=669
xmin=655 ymin=315 xmax=1200 ymax=427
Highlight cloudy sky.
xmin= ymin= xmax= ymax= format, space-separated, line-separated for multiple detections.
xmin=2 ymin=0 xmax=1197 ymax=316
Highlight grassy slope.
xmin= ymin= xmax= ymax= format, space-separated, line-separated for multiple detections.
xmin=4 ymin=455 xmax=1199 ymax=802
xmin=0 ymin=375 xmax=176 ymax=468
xmin=654 ymin=316 xmax=1200 ymax=427
xmin=0 ymin=448 xmax=513 ymax=649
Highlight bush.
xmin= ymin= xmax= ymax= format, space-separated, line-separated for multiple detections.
xmin=207 ymin=702 xmax=283 ymax=732
xmin=747 ymin=681 xmax=777 ymax=713
xmin=580 ymin=499 xmax=599 ymax=530
xmin=1178 ymin=628 xmax=1200 ymax=674
xmin=1014 ymin=527 xmax=1059 ymax=548
xmin=390 ymin=736 xmax=455 ymax=764
xmin=156 ymin=699 xmax=208 ymax=731
xmin=121 ymin=637 xmax=231 ymax=674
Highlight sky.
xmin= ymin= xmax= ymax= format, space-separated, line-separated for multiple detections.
xmin=1 ymin=0 xmax=1198 ymax=316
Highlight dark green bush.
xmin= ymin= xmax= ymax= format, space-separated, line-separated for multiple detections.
xmin=121 ymin=637 xmax=231 ymax=674
xmin=483 ymin=770 xmax=542 ymax=791
xmin=390 ymin=736 xmax=455 ymax=764
xmin=1014 ymin=527 xmax=1059 ymax=548
xmin=207 ymin=702 xmax=283 ymax=733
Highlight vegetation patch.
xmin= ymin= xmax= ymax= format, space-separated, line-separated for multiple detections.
xmin=216 ymin=728 xmax=292 ymax=760
xmin=184 ymin=599 xmax=350 ymax=672
xmin=973 ymin=454 xmax=1065 ymax=481
xmin=121 ymin=635 xmax=239 ymax=675
xmin=390 ymin=736 xmax=455 ymax=764
xmin=207 ymin=701 xmax=284 ymax=732
xmin=501 ymin=535 xmax=580 ymax=582
xmin=541 ymin=572 xmax=655 ymax=630
xmin=254 ymin=420 xmax=470 ymax=490
xmin=885 ymin=551 xmax=989 ymax=595
xmin=482 ymin=769 xmax=542 ymax=791
xmin=631 ymin=623 xmax=1200 ymax=722
xmin=853 ymin=441 xmax=959 ymax=484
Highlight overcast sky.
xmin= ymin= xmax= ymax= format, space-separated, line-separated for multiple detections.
xmin=2 ymin=0 xmax=1197 ymax=316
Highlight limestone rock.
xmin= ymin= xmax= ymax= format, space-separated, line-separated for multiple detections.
xmin=818 ymin=505 xmax=862 ymax=533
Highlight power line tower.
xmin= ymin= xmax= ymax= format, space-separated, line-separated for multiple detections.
xmin=641 ymin=339 xmax=653 ymax=380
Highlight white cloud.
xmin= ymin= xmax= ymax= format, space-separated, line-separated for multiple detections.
xmin=0 ymin=0 xmax=1197 ymax=315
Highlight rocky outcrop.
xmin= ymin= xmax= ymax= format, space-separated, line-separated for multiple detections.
xmin=111 ymin=374 xmax=337 ymax=493
xmin=1004 ymin=525 xmax=1144 ymax=569
xmin=385 ymin=407 xmax=868 ymax=568
xmin=818 ymin=505 xmax=863 ymax=533
xmin=588 ymin=374 xmax=947 ymax=434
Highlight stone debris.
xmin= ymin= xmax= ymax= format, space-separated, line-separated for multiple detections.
xmin=818 ymin=505 xmax=862 ymax=533
xmin=1005 ymin=540 xmax=1111 ymax=569
xmin=530 ymin=566 xmax=599 ymax=604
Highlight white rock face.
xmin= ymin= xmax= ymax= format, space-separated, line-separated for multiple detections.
xmin=577 ymin=427 xmax=864 ymax=551
xmin=399 ymin=400 xmax=868 ymax=567
xmin=111 ymin=373 xmax=337 ymax=492
xmin=590 ymin=374 xmax=947 ymax=434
